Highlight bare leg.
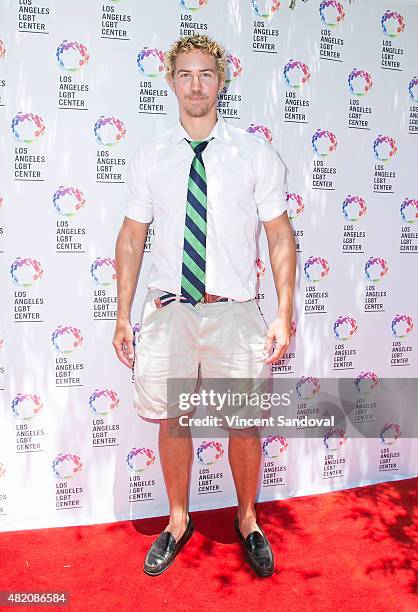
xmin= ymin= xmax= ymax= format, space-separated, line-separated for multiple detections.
xmin=158 ymin=415 xmax=193 ymax=541
xmin=228 ymin=426 xmax=263 ymax=538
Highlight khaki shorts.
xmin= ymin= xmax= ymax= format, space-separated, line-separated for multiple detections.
xmin=133 ymin=289 xmax=270 ymax=427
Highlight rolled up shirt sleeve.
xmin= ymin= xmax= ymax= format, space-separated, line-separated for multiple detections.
xmin=255 ymin=141 xmax=288 ymax=222
xmin=124 ymin=147 xmax=153 ymax=223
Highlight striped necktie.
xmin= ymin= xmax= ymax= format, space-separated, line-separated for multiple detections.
xmin=181 ymin=139 xmax=212 ymax=305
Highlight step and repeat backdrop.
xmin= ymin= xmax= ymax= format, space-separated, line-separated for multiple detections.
xmin=0 ymin=0 xmax=417 ymax=531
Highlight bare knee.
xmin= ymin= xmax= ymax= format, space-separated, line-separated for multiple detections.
xmin=159 ymin=415 xmax=191 ymax=437
xmin=229 ymin=425 xmax=259 ymax=437
xmin=228 ymin=426 xmax=260 ymax=442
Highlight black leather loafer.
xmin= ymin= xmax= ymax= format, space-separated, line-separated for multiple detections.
xmin=234 ymin=516 xmax=274 ymax=577
xmin=143 ymin=515 xmax=194 ymax=576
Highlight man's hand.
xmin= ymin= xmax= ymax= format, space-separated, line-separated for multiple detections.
xmin=113 ymin=217 xmax=149 ymax=368
xmin=263 ymin=316 xmax=292 ymax=364
xmin=113 ymin=320 xmax=134 ymax=368
xmin=262 ymin=212 xmax=296 ymax=365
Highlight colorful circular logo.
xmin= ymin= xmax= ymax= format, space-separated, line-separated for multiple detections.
xmin=94 ymin=116 xmax=126 ymax=148
xmin=225 ymin=54 xmax=243 ymax=84
xmin=89 ymin=389 xmax=119 ymax=416
xmin=380 ymin=423 xmax=401 ymax=445
xmin=262 ymin=434 xmax=288 ymax=459
xmin=255 ymin=258 xmax=266 ymax=278
xmin=11 ymin=393 xmax=43 ymax=420
xmin=56 ymin=41 xmax=89 ymax=72
xmin=53 ymin=186 xmax=86 ymax=218
xmin=381 ymin=10 xmax=405 ymax=37
xmin=52 ymin=453 xmax=83 ymax=479
xmin=364 ymin=257 xmax=388 ymax=283
xmin=304 ymin=256 xmax=329 ymax=283
xmin=373 ymin=135 xmax=397 ymax=162
xmin=400 ymin=198 xmax=418 ymax=224
xmin=334 ymin=316 xmax=358 ymax=341
xmin=355 ymin=371 xmax=378 ymax=395
xmin=10 ymin=257 xmax=43 ymax=287
xmin=283 ymin=60 xmax=311 ymax=89
xmin=126 ymin=447 xmax=156 ymax=473
xmin=323 ymin=428 xmax=347 ymax=452
xmin=197 ymin=440 xmax=224 ymax=465
xmin=409 ymin=77 xmax=418 ymax=104
xmin=391 ymin=315 xmax=413 ymax=340
xmin=179 ymin=0 xmax=208 ymax=11
xmin=0 ymin=463 xmax=5 ymax=478
xmin=11 ymin=112 xmax=45 ymax=144
xmin=247 ymin=124 xmax=273 ymax=143
xmin=296 ymin=376 xmax=320 ymax=401
xmin=90 ymin=258 xmax=116 ymax=286
xmin=342 ymin=195 xmax=367 ymax=222
xmin=51 ymin=325 xmax=83 ymax=354
xmin=286 ymin=193 xmax=305 ymax=219
xmin=252 ymin=0 xmax=280 ymax=19
xmin=348 ymin=69 xmax=373 ymax=97
xmin=312 ymin=129 xmax=337 ymax=157
xmin=0 ymin=40 xmax=5 ymax=60
xmin=319 ymin=0 xmax=345 ymax=27
xmin=137 ymin=48 xmax=165 ymax=78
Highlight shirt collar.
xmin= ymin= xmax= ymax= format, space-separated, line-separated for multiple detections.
xmin=169 ymin=114 xmax=231 ymax=148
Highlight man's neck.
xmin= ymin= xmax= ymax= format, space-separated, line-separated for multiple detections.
xmin=180 ymin=113 xmax=218 ymax=141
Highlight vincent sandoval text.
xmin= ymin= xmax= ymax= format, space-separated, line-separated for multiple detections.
xmin=179 ymin=415 xmax=335 ymax=428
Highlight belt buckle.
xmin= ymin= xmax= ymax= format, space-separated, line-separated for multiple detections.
xmin=199 ymin=293 xmax=227 ymax=304
xmin=204 ymin=293 xmax=222 ymax=304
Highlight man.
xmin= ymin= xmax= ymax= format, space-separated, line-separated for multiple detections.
xmin=113 ymin=34 xmax=296 ymax=577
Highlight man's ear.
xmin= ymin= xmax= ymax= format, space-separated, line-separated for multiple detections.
xmin=218 ymin=77 xmax=225 ymax=93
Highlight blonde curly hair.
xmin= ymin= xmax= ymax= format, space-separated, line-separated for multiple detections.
xmin=165 ymin=34 xmax=226 ymax=82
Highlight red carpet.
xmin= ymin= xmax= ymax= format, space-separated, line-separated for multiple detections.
xmin=0 ymin=478 xmax=417 ymax=612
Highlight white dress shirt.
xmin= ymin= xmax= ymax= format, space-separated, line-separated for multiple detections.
xmin=125 ymin=115 xmax=287 ymax=301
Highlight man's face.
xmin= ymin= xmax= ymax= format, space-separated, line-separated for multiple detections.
xmin=167 ymin=49 xmax=224 ymax=118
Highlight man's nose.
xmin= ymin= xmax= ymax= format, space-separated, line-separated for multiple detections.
xmin=191 ymin=74 xmax=202 ymax=90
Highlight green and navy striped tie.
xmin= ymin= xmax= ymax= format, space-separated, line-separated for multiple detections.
xmin=181 ymin=139 xmax=212 ymax=305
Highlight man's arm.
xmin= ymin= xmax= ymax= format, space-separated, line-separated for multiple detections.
xmin=262 ymin=211 xmax=297 ymax=364
xmin=112 ymin=217 xmax=149 ymax=368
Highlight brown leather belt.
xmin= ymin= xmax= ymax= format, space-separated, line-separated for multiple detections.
xmin=201 ymin=292 xmax=229 ymax=304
